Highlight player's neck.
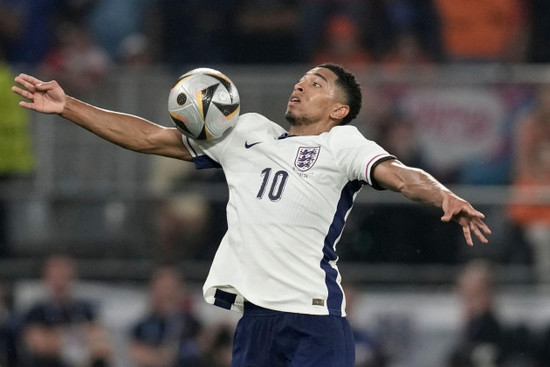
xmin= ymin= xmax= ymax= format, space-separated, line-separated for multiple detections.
xmin=288 ymin=120 xmax=338 ymax=136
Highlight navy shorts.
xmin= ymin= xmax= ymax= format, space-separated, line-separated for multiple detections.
xmin=231 ymin=302 xmax=355 ymax=367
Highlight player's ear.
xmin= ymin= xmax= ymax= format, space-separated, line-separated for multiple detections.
xmin=330 ymin=103 xmax=350 ymax=121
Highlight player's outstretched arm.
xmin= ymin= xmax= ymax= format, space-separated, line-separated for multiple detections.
xmin=12 ymin=73 xmax=192 ymax=161
xmin=372 ymin=159 xmax=491 ymax=246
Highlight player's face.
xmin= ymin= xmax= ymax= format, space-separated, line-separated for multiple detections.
xmin=285 ymin=67 xmax=343 ymax=126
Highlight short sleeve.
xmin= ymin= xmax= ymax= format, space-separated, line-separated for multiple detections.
xmin=330 ymin=126 xmax=395 ymax=188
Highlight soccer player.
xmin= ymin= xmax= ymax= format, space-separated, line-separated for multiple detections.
xmin=12 ymin=64 xmax=491 ymax=367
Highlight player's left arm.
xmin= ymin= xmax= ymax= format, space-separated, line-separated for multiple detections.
xmin=372 ymin=159 xmax=491 ymax=246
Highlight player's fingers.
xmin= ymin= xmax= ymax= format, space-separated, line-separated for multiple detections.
xmin=462 ymin=225 xmax=474 ymax=247
xmin=476 ymin=219 xmax=492 ymax=235
xmin=12 ymin=86 xmax=34 ymax=100
xmin=441 ymin=205 xmax=459 ymax=222
xmin=469 ymin=216 xmax=492 ymax=235
xmin=18 ymin=100 xmax=36 ymax=110
xmin=470 ymin=222 xmax=489 ymax=244
xmin=14 ymin=74 xmax=37 ymax=92
xmin=442 ymin=207 xmax=462 ymax=222
xmin=17 ymin=73 xmax=43 ymax=86
xmin=441 ymin=213 xmax=451 ymax=222
xmin=467 ymin=207 xmax=486 ymax=219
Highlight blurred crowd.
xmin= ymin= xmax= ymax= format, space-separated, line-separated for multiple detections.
xmin=3 ymin=3 xmax=550 ymax=365
xmin=0 ymin=255 xmax=549 ymax=367
xmin=1 ymin=0 xmax=550 ymax=262
xmin=0 ymin=255 xmax=235 ymax=367
xmin=1 ymin=1 xmax=550 ymax=267
xmin=447 ymin=260 xmax=546 ymax=367
xmin=0 ymin=0 xmax=549 ymax=75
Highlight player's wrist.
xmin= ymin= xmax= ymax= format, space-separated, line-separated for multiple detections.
xmin=60 ymin=95 xmax=76 ymax=118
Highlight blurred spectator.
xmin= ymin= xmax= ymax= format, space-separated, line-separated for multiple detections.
xmin=434 ymin=0 xmax=529 ymax=63
xmin=344 ymin=284 xmax=388 ymax=367
xmin=447 ymin=260 xmax=536 ymax=367
xmin=118 ymin=33 xmax=152 ymax=71
xmin=128 ymin=265 xmax=202 ymax=367
xmin=297 ymin=0 xmax=369 ymax=62
xmin=381 ymin=32 xmax=434 ymax=72
xmin=148 ymin=156 xmax=224 ymax=262
xmin=376 ymin=0 xmax=442 ymax=61
xmin=374 ymin=110 xmax=425 ymax=168
xmin=0 ymin=55 xmax=34 ymax=256
xmin=38 ymin=21 xmax=110 ymax=98
xmin=21 ymin=254 xmax=111 ymax=367
xmin=86 ymin=0 xmax=152 ymax=62
xmin=527 ymin=1 xmax=550 ymax=63
xmin=536 ymin=324 xmax=550 ymax=367
xmin=232 ymin=1 xmax=299 ymax=64
xmin=508 ymin=85 xmax=550 ymax=283
xmin=311 ymin=14 xmax=373 ymax=71
xmin=147 ymin=0 xmax=237 ymax=67
xmin=195 ymin=324 xmax=233 ymax=367
xmin=0 ymin=2 xmax=24 ymax=62
xmin=0 ymin=283 xmax=20 ymax=367
xmin=0 ymin=0 xmax=61 ymax=66
xmin=302 ymin=0 xmax=441 ymax=62
xmin=448 ymin=260 xmax=504 ymax=367
xmin=153 ymin=194 xmax=212 ymax=262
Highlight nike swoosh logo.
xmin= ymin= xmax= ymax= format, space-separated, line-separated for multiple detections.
xmin=244 ymin=141 xmax=262 ymax=149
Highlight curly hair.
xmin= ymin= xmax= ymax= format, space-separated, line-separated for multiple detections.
xmin=317 ymin=63 xmax=362 ymax=125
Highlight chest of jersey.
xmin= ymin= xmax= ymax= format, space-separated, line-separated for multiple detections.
xmin=221 ymin=134 xmax=353 ymax=226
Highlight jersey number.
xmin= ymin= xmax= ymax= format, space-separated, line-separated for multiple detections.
xmin=256 ymin=168 xmax=289 ymax=201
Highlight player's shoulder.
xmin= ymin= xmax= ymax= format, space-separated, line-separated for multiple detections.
xmin=237 ymin=112 xmax=276 ymax=127
xmin=329 ymin=125 xmax=363 ymax=136
xmin=323 ymin=125 xmax=386 ymax=156
xmin=234 ymin=112 xmax=286 ymax=135
xmin=325 ymin=125 xmax=368 ymax=144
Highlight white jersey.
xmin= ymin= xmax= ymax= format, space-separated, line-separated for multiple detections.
xmin=183 ymin=113 xmax=394 ymax=316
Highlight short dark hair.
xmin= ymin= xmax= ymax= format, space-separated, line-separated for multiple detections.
xmin=317 ymin=63 xmax=362 ymax=125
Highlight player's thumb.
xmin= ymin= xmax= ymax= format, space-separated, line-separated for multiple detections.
xmin=441 ymin=211 xmax=453 ymax=223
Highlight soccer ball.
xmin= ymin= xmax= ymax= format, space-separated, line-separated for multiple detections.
xmin=168 ymin=68 xmax=240 ymax=140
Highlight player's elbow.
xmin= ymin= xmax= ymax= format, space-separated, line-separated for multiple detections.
xmin=141 ymin=131 xmax=193 ymax=161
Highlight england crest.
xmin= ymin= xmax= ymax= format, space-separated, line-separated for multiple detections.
xmin=294 ymin=146 xmax=320 ymax=172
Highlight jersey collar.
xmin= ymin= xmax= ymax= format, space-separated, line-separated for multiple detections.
xmin=277 ymin=132 xmax=297 ymax=140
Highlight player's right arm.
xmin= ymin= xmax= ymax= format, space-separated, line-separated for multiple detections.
xmin=373 ymin=159 xmax=491 ymax=246
xmin=12 ymin=73 xmax=192 ymax=161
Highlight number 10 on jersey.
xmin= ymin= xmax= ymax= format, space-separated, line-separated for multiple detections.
xmin=256 ymin=168 xmax=289 ymax=202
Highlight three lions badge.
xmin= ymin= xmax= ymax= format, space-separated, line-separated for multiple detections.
xmin=294 ymin=147 xmax=320 ymax=172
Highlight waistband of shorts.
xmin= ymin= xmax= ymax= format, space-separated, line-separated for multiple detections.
xmin=243 ymin=301 xmax=280 ymax=316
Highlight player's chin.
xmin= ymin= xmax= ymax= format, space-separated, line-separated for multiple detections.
xmin=285 ymin=110 xmax=297 ymax=125
xmin=286 ymin=112 xmax=313 ymax=127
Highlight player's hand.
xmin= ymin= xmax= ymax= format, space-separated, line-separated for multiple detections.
xmin=12 ymin=73 xmax=66 ymax=115
xmin=441 ymin=192 xmax=492 ymax=246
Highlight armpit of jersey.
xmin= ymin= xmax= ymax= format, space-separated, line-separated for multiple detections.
xmin=193 ymin=155 xmax=222 ymax=169
xmin=182 ymin=135 xmax=222 ymax=169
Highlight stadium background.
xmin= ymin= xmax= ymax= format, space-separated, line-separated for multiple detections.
xmin=2 ymin=1 xmax=550 ymax=366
